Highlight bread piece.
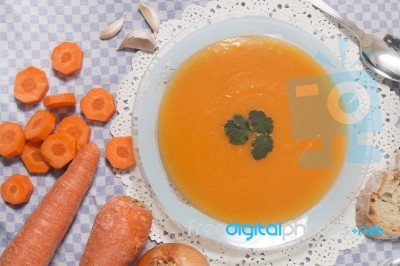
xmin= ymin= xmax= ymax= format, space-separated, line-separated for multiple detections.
xmin=355 ymin=170 xmax=400 ymax=239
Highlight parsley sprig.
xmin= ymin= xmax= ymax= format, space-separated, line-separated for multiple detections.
xmin=224 ymin=110 xmax=274 ymax=160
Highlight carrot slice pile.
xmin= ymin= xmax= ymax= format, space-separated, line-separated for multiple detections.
xmin=24 ymin=110 xmax=56 ymax=142
xmin=51 ymin=42 xmax=84 ymax=75
xmin=105 ymin=136 xmax=136 ymax=170
xmin=21 ymin=142 xmax=51 ymax=174
xmin=43 ymin=93 xmax=76 ymax=108
xmin=80 ymin=88 xmax=116 ymax=122
xmin=41 ymin=132 xmax=76 ymax=169
xmin=14 ymin=66 xmax=49 ymax=104
xmin=58 ymin=116 xmax=91 ymax=150
xmin=0 ymin=121 xmax=26 ymax=159
xmin=1 ymin=174 xmax=34 ymax=205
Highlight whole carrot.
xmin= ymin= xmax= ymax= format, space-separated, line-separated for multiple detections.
xmin=80 ymin=195 xmax=152 ymax=266
xmin=0 ymin=143 xmax=100 ymax=266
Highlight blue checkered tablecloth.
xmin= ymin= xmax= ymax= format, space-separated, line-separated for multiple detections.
xmin=0 ymin=0 xmax=399 ymax=265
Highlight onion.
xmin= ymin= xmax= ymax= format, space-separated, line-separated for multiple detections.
xmin=136 ymin=243 xmax=209 ymax=266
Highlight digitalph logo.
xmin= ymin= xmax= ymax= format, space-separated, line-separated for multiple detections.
xmin=224 ymin=222 xmax=384 ymax=241
xmin=286 ymin=39 xmax=381 ymax=167
xmin=225 ymin=222 xmax=306 ymax=241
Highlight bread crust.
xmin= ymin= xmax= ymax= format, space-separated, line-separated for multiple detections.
xmin=364 ymin=171 xmax=386 ymax=194
xmin=355 ymin=170 xmax=400 ymax=240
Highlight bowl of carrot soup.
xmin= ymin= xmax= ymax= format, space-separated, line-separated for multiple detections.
xmin=132 ymin=14 xmax=370 ymax=249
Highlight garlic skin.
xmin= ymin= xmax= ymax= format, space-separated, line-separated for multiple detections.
xmin=138 ymin=3 xmax=160 ymax=34
xmin=100 ymin=13 xmax=126 ymax=40
xmin=117 ymin=29 xmax=157 ymax=52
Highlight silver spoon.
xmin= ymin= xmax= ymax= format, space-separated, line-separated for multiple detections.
xmin=309 ymin=0 xmax=400 ymax=82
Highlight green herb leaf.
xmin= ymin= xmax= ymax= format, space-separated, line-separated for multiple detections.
xmin=251 ymin=134 xmax=273 ymax=160
xmin=224 ymin=110 xmax=274 ymax=160
xmin=248 ymin=110 xmax=273 ymax=134
xmin=224 ymin=114 xmax=251 ymax=145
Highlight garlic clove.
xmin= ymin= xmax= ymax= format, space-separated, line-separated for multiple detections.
xmin=117 ymin=29 xmax=157 ymax=52
xmin=138 ymin=3 xmax=160 ymax=34
xmin=100 ymin=13 xmax=126 ymax=40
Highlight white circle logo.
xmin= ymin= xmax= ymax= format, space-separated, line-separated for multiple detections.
xmin=327 ymin=81 xmax=371 ymax=125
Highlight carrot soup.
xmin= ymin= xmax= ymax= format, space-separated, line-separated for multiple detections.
xmin=158 ymin=36 xmax=347 ymax=224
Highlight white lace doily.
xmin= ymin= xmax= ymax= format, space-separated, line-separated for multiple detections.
xmin=110 ymin=0 xmax=400 ymax=264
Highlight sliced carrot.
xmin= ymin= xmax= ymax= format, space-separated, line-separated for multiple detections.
xmin=80 ymin=88 xmax=116 ymax=122
xmin=1 ymin=174 xmax=34 ymax=205
xmin=43 ymin=93 xmax=76 ymax=108
xmin=0 ymin=143 xmax=100 ymax=265
xmin=51 ymin=41 xmax=84 ymax=75
xmin=105 ymin=136 xmax=136 ymax=170
xmin=58 ymin=116 xmax=91 ymax=150
xmin=14 ymin=66 xmax=49 ymax=104
xmin=14 ymin=66 xmax=49 ymax=103
xmin=80 ymin=195 xmax=152 ymax=266
xmin=41 ymin=132 xmax=76 ymax=169
xmin=0 ymin=121 xmax=26 ymax=159
xmin=24 ymin=110 xmax=56 ymax=142
xmin=21 ymin=142 xmax=51 ymax=174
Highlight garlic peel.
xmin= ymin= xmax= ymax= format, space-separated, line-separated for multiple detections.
xmin=138 ymin=3 xmax=160 ymax=34
xmin=100 ymin=13 xmax=126 ymax=40
xmin=117 ymin=29 xmax=157 ymax=52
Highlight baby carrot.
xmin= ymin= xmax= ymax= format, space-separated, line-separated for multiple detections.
xmin=43 ymin=93 xmax=76 ymax=108
xmin=105 ymin=136 xmax=136 ymax=170
xmin=51 ymin=42 xmax=84 ymax=75
xmin=24 ymin=110 xmax=56 ymax=142
xmin=14 ymin=66 xmax=49 ymax=104
xmin=1 ymin=174 xmax=34 ymax=205
xmin=0 ymin=143 xmax=100 ymax=266
xmin=41 ymin=132 xmax=76 ymax=169
xmin=0 ymin=121 xmax=26 ymax=159
xmin=80 ymin=195 xmax=152 ymax=266
xmin=80 ymin=87 xmax=116 ymax=122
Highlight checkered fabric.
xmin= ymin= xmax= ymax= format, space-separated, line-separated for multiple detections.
xmin=0 ymin=0 xmax=398 ymax=265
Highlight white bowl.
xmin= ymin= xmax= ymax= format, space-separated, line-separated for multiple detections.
xmin=132 ymin=14 xmax=371 ymax=249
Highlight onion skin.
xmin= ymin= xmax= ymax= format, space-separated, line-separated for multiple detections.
xmin=136 ymin=243 xmax=209 ymax=266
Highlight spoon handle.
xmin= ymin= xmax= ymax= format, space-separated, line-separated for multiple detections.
xmin=308 ymin=0 xmax=365 ymax=39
